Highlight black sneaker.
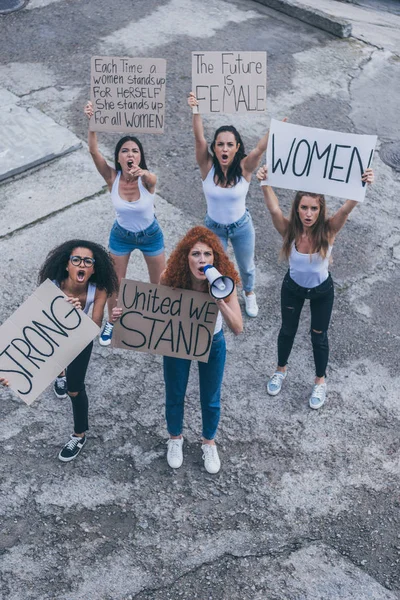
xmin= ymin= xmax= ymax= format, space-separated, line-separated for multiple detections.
xmin=54 ymin=376 xmax=67 ymax=399
xmin=58 ymin=435 xmax=86 ymax=462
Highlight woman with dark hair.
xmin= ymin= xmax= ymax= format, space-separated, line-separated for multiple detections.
xmin=187 ymin=92 xmax=270 ymax=318
xmin=257 ymin=165 xmax=374 ymax=409
xmin=161 ymin=226 xmax=242 ymax=474
xmin=0 ymin=239 xmax=118 ymax=461
xmin=84 ymin=101 xmax=166 ymax=346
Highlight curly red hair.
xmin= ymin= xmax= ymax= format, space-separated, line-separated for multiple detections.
xmin=163 ymin=226 xmax=240 ymax=301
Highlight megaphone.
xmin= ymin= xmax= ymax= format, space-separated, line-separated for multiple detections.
xmin=203 ymin=265 xmax=235 ymax=300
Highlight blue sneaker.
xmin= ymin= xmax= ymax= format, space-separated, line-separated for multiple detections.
xmin=99 ymin=321 xmax=113 ymax=346
xmin=309 ymin=383 xmax=327 ymax=409
xmin=267 ymin=371 xmax=287 ymax=396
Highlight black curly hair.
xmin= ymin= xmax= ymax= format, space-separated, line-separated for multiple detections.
xmin=38 ymin=240 xmax=118 ymax=296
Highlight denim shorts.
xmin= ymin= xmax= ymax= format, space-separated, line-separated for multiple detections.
xmin=109 ymin=218 xmax=164 ymax=257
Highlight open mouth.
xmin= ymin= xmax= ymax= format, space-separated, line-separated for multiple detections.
xmin=77 ymin=270 xmax=86 ymax=282
xmin=199 ymin=267 xmax=204 ymax=273
xmin=127 ymin=160 xmax=133 ymax=168
xmin=221 ymin=154 xmax=228 ymax=161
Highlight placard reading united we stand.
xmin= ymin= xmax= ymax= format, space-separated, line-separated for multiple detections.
xmin=112 ymin=279 xmax=218 ymax=362
xmin=90 ymin=56 xmax=166 ymax=133
xmin=265 ymin=120 xmax=377 ymax=202
xmin=192 ymin=51 xmax=267 ymax=114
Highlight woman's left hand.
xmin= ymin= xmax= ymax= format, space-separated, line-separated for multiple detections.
xmin=66 ymin=297 xmax=82 ymax=311
xmin=362 ymin=168 xmax=374 ymax=184
xmin=0 ymin=377 xmax=10 ymax=387
xmin=111 ymin=307 xmax=123 ymax=322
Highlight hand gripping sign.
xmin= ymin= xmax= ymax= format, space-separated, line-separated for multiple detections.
xmin=265 ymin=119 xmax=377 ymax=202
xmin=112 ymin=279 xmax=218 ymax=362
xmin=0 ymin=280 xmax=100 ymax=405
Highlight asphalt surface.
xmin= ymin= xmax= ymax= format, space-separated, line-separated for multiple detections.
xmin=0 ymin=1 xmax=400 ymax=599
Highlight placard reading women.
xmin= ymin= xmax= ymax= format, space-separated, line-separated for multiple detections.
xmin=192 ymin=51 xmax=267 ymax=114
xmin=265 ymin=120 xmax=377 ymax=202
xmin=90 ymin=56 xmax=167 ymax=133
xmin=0 ymin=280 xmax=100 ymax=405
xmin=112 ymin=280 xmax=218 ymax=362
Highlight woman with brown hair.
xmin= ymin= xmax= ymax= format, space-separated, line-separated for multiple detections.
xmin=161 ymin=226 xmax=243 ymax=474
xmin=257 ymin=165 xmax=374 ymax=409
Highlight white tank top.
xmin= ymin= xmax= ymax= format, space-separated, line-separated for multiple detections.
xmin=53 ymin=281 xmax=96 ymax=315
xmin=202 ymin=165 xmax=250 ymax=225
xmin=213 ymin=310 xmax=223 ymax=335
xmin=289 ymin=244 xmax=332 ymax=288
xmin=111 ymin=172 xmax=155 ymax=233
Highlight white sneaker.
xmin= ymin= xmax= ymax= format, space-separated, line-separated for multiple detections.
xmin=242 ymin=291 xmax=259 ymax=317
xmin=201 ymin=443 xmax=221 ymax=474
xmin=267 ymin=371 xmax=287 ymax=396
xmin=166 ymin=437 xmax=183 ymax=469
xmin=309 ymin=383 xmax=327 ymax=409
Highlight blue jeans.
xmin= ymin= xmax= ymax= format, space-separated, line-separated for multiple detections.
xmin=204 ymin=210 xmax=255 ymax=293
xmin=109 ymin=218 xmax=164 ymax=257
xmin=163 ymin=330 xmax=226 ymax=440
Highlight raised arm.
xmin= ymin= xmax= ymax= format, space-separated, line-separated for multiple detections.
xmin=256 ymin=166 xmax=288 ymax=237
xmin=84 ymin=101 xmax=115 ymax=188
xmin=328 ymin=168 xmax=374 ymax=237
xmin=216 ymin=290 xmax=243 ymax=335
xmin=242 ymin=130 xmax=269 ymax=177
xmin=188 ymin=92 xmax=212 ymax=179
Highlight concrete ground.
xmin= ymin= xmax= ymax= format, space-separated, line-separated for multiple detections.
xmin=0 ymin=1 xmax=399 ymax=599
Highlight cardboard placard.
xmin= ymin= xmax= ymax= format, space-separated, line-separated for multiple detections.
xmin=192 ymin=51 xmax=267 ymax=114
xmin=112 ymin=279 xmax=218 ymax=362
xmin=90 ymin=56 xmax=166 ymax=133
xmin=265 ymin=120 xmax=377 ymax=202
xmin=0 ymin=280 xmax=100 ymax=405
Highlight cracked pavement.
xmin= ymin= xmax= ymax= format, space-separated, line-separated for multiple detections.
xmin=0 ymin=0 xmax=399 ymax=598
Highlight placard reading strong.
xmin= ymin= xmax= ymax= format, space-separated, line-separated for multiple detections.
xmin=192 ymin=51 xmax=267 ymax=114
xmin=0 ymin=280 xmax=100 ymax=405
xmin=112 ymin=280 xmax=218 ymax=362
xmin=90 ymin=56 xmax=166 ymax=134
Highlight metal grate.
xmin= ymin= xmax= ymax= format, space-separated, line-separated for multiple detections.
xmin=380 ymin=142 xmax=400 ymax=171
xmin=0 ymin=0 xmax=26 ymax=14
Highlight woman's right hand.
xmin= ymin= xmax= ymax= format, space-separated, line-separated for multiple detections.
xmin=187 ymin=92 xmax=198 ymax=109
xmin=111 ymin=307 xmax=123 ymax=323
xmin=84 ymin=101 xmax=94 ymax=119
xmin=0 ymin=377 xmax=10 ymax=387
xmin=256 ymin=165 xmax=268 ymax=182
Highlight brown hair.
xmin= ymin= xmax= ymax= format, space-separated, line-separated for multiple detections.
xmin=281 ymin=192 xmax=330 ymax=260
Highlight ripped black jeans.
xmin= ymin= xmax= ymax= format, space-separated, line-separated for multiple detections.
xmin=277 ymin=271 xmax=334 ymax=378
xmin=66 ymin=342 xmax=93 ymax=434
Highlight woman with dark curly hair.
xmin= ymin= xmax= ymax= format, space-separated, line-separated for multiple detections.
xmin=257 ymin=165 xmax=374 ymax=409
xmin=84 ymin=101 xmax=166 ymax=347
xmin=1 ymin=239 xmax=118 ymax=460
xmin=39 ymin=239 xmax=118 ymax=461
xmin=187 ymin=92 xmax=270 ymax=319
xmin=161 ymin=226 xmax=242 ymax=474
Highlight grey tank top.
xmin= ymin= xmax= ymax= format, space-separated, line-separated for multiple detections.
xmin=52 ymin=280 xmax=96 ymax=314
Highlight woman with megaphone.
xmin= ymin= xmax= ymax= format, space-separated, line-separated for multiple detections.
xmin=160 ymin=226 xmax=242 ymax=474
